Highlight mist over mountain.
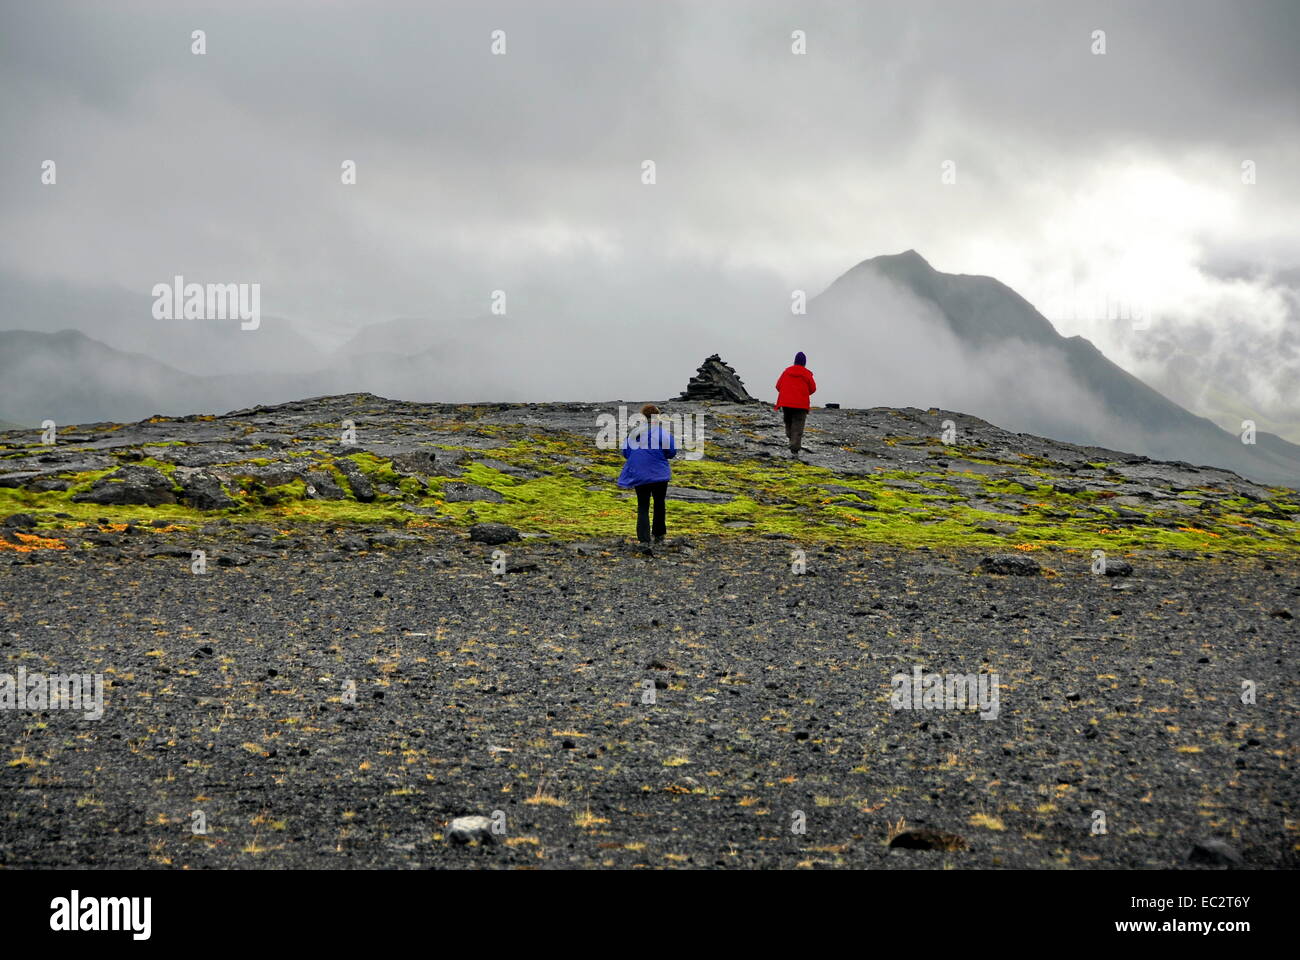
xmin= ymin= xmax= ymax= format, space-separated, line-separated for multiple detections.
xmin=0 ymin=329 xmax=461 ymax=425
xmin=3 ymin=250 xmax=1297 ymax=487
xmin=0 ymin=329 xmax=200 ymax=424
xmin=0 ymin=269 xmax=324 ymax=376
xmin=801 ymin=251 xmax=1300 ymax=487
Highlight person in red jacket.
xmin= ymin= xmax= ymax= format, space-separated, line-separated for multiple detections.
xmin=775 ymin=352 xmax=816 ymax=456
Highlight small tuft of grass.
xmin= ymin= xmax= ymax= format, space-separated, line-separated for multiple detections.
xmin=969 ymin=812 xmax=1005 ymax=831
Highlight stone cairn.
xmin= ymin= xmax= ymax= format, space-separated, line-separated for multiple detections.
xmin=677 ymin=354 xmax=756 ymax=403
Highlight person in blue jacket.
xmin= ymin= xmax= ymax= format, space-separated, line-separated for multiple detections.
xmin=618 ymin=403 xmax=677 ymax=545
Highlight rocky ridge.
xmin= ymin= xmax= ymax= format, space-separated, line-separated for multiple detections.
xmin=0 ymin=391 xmax=1294 ymax=557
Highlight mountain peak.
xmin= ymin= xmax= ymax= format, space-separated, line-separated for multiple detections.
xmin=803 ymin=252 xmax=1300 ymax=486
xmin=861 ymin=249 xmax=935 ymax=272
xmin=835 ymin=249 xmax=939 ymax=294
xmin=888 ymin=248 xmax=931 ymax=265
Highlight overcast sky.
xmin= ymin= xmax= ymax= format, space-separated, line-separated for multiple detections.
xmin=2 ymin=0 xmax=1298 ymax=434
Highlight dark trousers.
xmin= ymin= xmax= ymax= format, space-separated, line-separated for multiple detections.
xmin=635 ymin=481 xmax=668 ymax=542
xmin=783 ymin=407 xmax=808 ymax=453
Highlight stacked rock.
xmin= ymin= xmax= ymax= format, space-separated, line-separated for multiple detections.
xmin=677 ymin=355 xmax=755 ymax=403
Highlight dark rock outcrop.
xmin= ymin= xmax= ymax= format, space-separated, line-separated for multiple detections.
xmin=665 ymin=485 xmax=733 ymax=503
xmin=335 ymin=458 xmax=375 ymax=502
xmin=677 ymin=354 xmax=755 ymax=403
xmin=388 ymin=448 xmax=440 ymax=476
xmin=468 ymin=522 xmax=520 ymax=545
xmin=443 ymin=482 xmax=505 ymax=503
xmin=177 ymin=470 xmax=237 ymax=511
xmin=72 ymin=465 xmax=176 ymax=506
xmin=979 ymin=554 xmax=1041 ymax=576
xmin=303 ymin=470 xmax=347 ymax=500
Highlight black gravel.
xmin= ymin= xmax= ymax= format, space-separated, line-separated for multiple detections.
xmin=0 ymin=531 xmax=1295 ymax=869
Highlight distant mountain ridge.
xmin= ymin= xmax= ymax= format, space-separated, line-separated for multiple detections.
xmin=0 ymin=269 xmax=325 ymax=376
xmin=807 ymin=250 xmax=1300 ymax=487
xmin=3 ymin=251 xmax=1297 ymax=486
xmin=0 ymin=329 xmax=463 ymax=427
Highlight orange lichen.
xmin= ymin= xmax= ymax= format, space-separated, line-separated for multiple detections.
xmin=0 ymin=532 xmax=67 ymax=552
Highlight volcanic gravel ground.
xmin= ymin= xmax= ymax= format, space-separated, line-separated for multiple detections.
xmin=1 ymin=531 xmax=1295 ymax=869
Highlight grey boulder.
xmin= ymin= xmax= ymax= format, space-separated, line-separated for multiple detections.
xmin=445 ymin=815 xmax=496 ymax=845
xmin=468 ymin=523 xmax=520 ymax=545
xmin=979 ymin=554 xmax=1041 ymax=576
xmin=72 ymin=465 xmax=176 ymax=506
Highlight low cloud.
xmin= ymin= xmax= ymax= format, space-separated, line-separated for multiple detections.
xmin=0 ymin=1 xmax=1296 ymax=440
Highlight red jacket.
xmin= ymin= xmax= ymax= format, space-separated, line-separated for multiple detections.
xmin=775 ymin=365 xmax=816 ymax=410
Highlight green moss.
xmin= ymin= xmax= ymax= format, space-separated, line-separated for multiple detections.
xmin=342 ymin=452 xmax=402 ymax=486
xmin=65 ymin=468 xmax=116 ymax=496
xmin=2 ymin=431 xmax=1296 ymax=553
xmin=135 ymin=456 xmax=179 ymax=478
xmin=397 ymin=476 xmax=426 ymax=498
xmin=227 ymin=477 xmax=305 ymax=508
xmin=262 ymin=497 xmax=412 ymax=525
xmin=398 ymin=440 xmax=1297 ymax=551
xmin=0 ymin=484 xmax=204 ymax=528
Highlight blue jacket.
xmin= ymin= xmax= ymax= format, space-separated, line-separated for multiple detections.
xmin=617 ymin=424 xmax=677 ymax=488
